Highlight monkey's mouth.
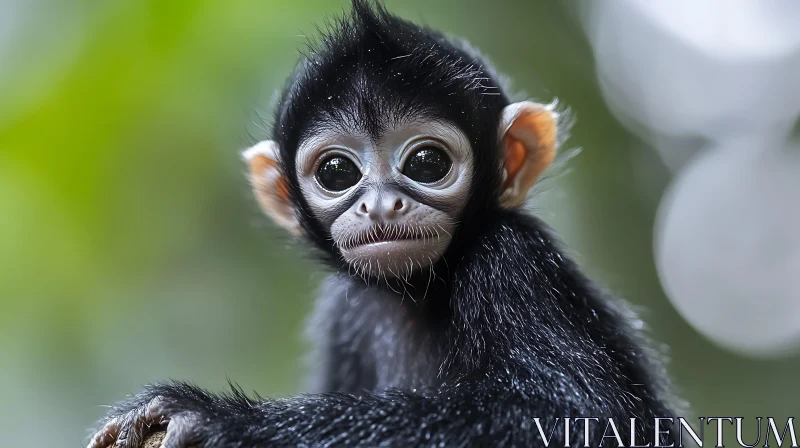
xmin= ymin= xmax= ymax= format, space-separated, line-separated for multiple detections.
xmin=335 ymin=223 xmax=453 ymax=278
xmin=339 ymin=225 xmax=432 ymax=251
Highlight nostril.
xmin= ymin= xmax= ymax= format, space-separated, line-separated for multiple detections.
xmin=394 ymin=199 xmax=403 ymax=211
xmin=360 ymin=203 xmax=368 ymax=214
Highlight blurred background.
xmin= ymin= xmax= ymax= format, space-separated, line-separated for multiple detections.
xmin=1 ymin=0 xmax=798 ymax=445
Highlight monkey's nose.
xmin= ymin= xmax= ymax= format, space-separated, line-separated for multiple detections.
xmin=357 ymin=191 xmax=414 ymax=221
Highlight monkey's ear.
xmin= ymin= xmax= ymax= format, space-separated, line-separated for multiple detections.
xmin=242 ymin=141 xmax=300 ymax=235
xmin=498 ymin=101 xmax=558 ymax=208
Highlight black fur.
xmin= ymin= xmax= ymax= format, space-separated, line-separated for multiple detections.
xmin=89 ymin=2 xmax=681 ymax=447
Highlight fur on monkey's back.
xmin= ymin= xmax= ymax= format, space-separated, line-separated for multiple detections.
xmin=306 ymin=209 xmax=679 ymax=445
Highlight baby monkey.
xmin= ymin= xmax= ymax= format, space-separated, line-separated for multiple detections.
xmin=88 ymin=1 xmax=679 ymax=447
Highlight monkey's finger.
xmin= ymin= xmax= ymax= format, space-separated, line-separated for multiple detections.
xmin=159 ymin=414 xmax=202 ymax=448
xmin=117 ymin=398 xmax=169 ymax=448
xmin=86 ymin=419 xmax=121 ymax=448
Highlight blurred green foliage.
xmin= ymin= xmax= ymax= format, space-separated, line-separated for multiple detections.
xmin=0 ymin=1 xmax=798 ymax=445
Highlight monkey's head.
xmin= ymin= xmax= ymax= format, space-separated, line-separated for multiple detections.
xmin=245 ymin=1 xmax=559 ymax=282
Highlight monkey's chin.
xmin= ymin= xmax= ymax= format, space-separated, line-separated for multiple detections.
xmin=341 ymin=238 xmax=449 ymax=279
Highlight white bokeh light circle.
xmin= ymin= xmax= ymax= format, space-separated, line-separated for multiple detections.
xmin=585 ymin=0 xmax=800 ymax=167
xmin=655 ymin=145 xmax=800 ymax=356
xmin=632 ymin=0 xmax=800 ymax=60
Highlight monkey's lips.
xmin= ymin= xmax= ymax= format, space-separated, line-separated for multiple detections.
xmin=337 ymin=225 xmax=451 ymax=277
xmin=341 ymin=226 xmax=429 ymax=249
xmin=347 ymin=238 xmax=434 ymax=257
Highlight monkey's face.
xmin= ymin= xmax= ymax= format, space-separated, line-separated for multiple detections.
xmin=246 ymin=100 xmax=558 ymax=282
xmin=295 ymin=120 xmax=473 ymax=279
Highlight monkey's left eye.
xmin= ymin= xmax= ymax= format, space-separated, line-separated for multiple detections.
xmin=316 ymin=155 xmax=362 ymax=192
xmin=402 ymin=146 xmax=452 ymax=184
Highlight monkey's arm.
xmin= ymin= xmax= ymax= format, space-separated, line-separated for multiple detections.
xmin=89 ymin=378 xmax=582 ymax=448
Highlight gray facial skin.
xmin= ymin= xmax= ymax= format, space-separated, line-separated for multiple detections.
xmin=295 ymin=119 xmax=473 ymax=280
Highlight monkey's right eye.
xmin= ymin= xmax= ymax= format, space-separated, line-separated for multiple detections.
xmin=316 ymin=155 xmax=361 ymax=192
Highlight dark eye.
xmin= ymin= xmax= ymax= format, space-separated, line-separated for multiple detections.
xmin=402 ymin=146 xmax=451 ymax=184
xmin=316 ymin=155 xmax=361 ymax=192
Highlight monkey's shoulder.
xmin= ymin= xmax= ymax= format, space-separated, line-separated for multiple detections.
xmin=454 ymin=211 xmax=578 ymax=281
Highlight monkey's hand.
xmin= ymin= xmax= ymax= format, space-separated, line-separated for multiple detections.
xmin=87 ymin=382 xmax=250 ymax=448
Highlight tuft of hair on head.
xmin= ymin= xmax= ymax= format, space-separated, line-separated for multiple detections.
xmin=272 ymin=0 xmax=511 ymax=147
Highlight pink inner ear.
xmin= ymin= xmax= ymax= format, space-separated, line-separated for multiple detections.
xmin=249 ymin=154 xmax=290 ymax=204
xmin=508 ymin=109 xmax=557 ymax=184
xmin=503 ymin=138 xmax=526 ymax=190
